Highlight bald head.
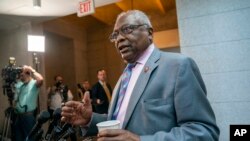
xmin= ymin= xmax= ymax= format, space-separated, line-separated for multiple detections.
xmin=115 ymin=10 xmax=152 ymax=28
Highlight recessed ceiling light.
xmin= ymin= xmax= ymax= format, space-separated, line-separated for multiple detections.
xmin=33 ymin=0 xmax=41 ymax=9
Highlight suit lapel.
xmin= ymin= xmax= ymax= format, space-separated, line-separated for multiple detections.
xmin=122 ymin=48 xmax=161 ymax=128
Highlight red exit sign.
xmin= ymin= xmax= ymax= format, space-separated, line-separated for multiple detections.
xmin=77 ymin=0 xmax=95 ymax=17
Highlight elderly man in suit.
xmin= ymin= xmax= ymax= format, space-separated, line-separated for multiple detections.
xmin=61 ymin=10 xmax=219 ymax=141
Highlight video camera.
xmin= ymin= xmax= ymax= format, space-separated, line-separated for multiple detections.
xmin=1 ymin=57 xmax=23 ymax=105
xmin=55 ymin=81 xmax=69 ymax=103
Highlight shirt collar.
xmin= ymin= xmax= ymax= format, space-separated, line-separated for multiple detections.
xmin=99 ymin=80 xmax=105 ymax=85
xmin=136 ymin=43 xmax=155 ymax=65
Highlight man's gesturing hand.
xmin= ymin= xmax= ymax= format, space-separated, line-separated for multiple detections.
xmin=61 ymin=92 xmax=92 ymax=126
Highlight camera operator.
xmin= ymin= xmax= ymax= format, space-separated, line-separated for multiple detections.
xmin=47 ymin=75 xmax=76 ymax=141
xmin=13 ymin=65 xmax=43 ymax=141
xmin=47 ymin=75 xmax=73 ymax=117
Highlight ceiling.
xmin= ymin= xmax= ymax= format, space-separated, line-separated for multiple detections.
xmin=56 ymin=0 xmax=177 ymax=32
xmin=0 ymin=0 xmax=120 ymax=31
xmin=0 ymin=0 xmax=177 ymax=32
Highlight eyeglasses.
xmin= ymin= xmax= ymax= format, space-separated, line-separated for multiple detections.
xmin=109 ymin=24 xmax=149 ymax=42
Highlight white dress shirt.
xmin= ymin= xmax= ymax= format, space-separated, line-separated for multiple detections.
xmin=116 ymin=43 xmax=155 ymax=127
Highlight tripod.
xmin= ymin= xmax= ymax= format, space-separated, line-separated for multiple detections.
xmin=1 ymin=107 xmax=13 ymax=141
xmin=1 ymin=80 xmax=17 ymax=141
xmin=1 ymin=95 xmax=15 ymax=141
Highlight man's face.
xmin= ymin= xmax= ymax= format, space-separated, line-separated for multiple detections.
xmin=113 ymin=14 xmax=152 ymax=63
xmin=97 ymin=70 xmax=106 ymax=82
xmin=83 ymin=81 xmax=90 ymax=90
xmin=19 ymin=71 xmax=28 ymax=83
xmin=55 ymin=76 xmax=63 ymax=85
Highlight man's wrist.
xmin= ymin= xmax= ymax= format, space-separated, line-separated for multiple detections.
xmin=80 ymin=116 xmax=93 ymax=137
xmin=81 ymin=114 xmax=93 ymax=127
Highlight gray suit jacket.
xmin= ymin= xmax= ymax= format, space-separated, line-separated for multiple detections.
xmin=89 ymin=48 xmax=219 ymax=141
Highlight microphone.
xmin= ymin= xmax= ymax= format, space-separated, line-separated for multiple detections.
xmin=44 ymin=108 xmax=62 ymax=140
xmin=33 ymin=129 xmax=44 ymax=141
xmin=54 ymin=123 xmax=72 ymax=140
xmin=56 ymin=127 xmax=76 ymax=141
xmin=26 ymin=110 xmax=50 ymax=141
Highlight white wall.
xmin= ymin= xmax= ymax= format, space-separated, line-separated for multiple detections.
xmin=176 ymin=0 xmax=250 ymax=140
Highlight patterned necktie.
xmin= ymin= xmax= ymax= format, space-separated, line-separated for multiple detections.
xmin=102 ymin=82 xmax=111 ymax=102
xmin=112 ymin=63 xmax=136 ymax=120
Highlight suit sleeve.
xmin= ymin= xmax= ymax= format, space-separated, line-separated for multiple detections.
xmin=85 ymin=113 xmax=108 ymax=136
xmin=140 ymin=57 xmax=219 ymax=141
xmin=91 ymin=84 xmax=98 ymax=100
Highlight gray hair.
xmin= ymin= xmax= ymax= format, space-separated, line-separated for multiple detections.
xmin=116 ymin=10 xmax=153 ymax=28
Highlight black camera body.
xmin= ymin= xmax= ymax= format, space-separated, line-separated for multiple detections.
xmin=1 ymin=57 xmax=23 ymax=105
xmin=2 ymin=66 xmax=22 ymax=84
xmin=55 ymin=82 xmax=69 ymax=103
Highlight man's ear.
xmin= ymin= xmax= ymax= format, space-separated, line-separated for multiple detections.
xmin=148 ymin=28 xmax=153 ymax=35
xmin=148 ymin=28 xmax=153 ymax=42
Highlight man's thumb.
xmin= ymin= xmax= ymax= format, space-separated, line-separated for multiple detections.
xmin=83 ymin=91 xmax=91 ymax=105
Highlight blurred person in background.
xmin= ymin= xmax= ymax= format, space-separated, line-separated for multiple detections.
xmin=92 ymin=69 xmax=112 ymax=114
xmin=77 ymin=80 xmax=96 ymax=112
xmin=77 ymin=80 xmax=92 ymax=100
xmin=47 ymin=75 xmax=73 ymax=117
xmin=13 ymin=65 xmax=43 ymax=141
xmin=47 ymin=75 xmax=76 ymax=141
